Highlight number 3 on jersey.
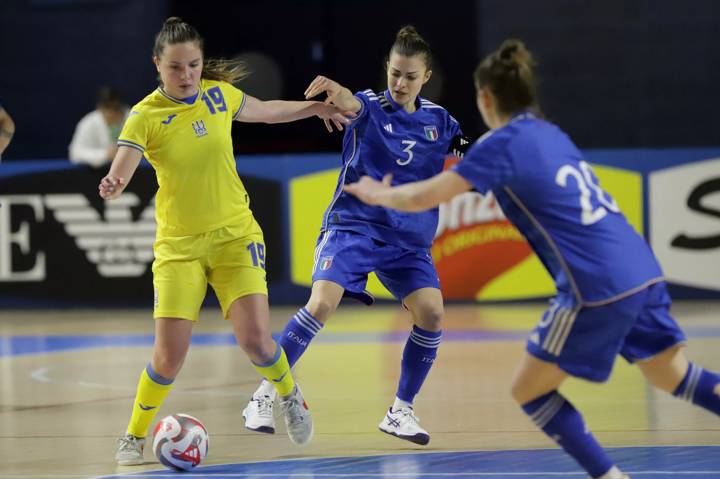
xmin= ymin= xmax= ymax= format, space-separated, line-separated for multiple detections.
xmin=396 ymin=140 xmax=417 ymax=166
xmin=556 ymin=160 xmax=619 ymax=225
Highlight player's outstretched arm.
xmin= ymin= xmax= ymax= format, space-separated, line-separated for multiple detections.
xmin=304 ymin=75 xmax=362 ymax=113
xmin=237 ymin=95 xmax=354 ymax=132
xmin=344 ymin=171 xmax=473 ymax=212
xmin=98 ymin=146 xmax=143 ymax=200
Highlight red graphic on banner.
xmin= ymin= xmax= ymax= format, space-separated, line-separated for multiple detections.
xmin=434 ymin=156 xmax=532 ymax=299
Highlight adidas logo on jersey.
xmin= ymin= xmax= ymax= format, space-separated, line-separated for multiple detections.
xmin=383 ymin=123 xmax=393 ymax=133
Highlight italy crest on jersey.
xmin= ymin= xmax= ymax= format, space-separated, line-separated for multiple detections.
xmin=424 ymin=125 xmax=438 ymax=141
xmin=320 ymin=256 xmax=333 ymax=270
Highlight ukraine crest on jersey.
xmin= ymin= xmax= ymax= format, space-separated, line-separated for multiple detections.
xmin=118 ymin=79 xmax=250 ymax=237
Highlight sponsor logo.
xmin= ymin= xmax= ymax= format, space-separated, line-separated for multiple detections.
xmin=138 ymin=403 xmax=156 ymax=411
xmin=161 ymin=114 xmax=177 ymax=125
xmin=383 ymin=123 xmax=393 ymax=133
xmin=45 ymin=193 xmax=156 ymax=278
xmin=272 ymin=371 xmax=289 ymax=383
xmin=0 ymin=193 xmax=156 ymax=281
xmin=649 ymin=158 xmax=720 ymax=291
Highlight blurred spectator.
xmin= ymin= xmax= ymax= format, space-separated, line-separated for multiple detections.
xmin=69 ymin=87 xmax=127 ymax=167
xmin=0 ymin=103 xmax=15 ymax=161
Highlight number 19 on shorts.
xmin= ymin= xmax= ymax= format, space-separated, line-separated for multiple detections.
xmin=247 ymin=241 xmax=266 ymax=270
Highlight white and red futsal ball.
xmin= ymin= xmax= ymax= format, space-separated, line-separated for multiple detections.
xmin=152 ymin=413 xmax=209 ymax=471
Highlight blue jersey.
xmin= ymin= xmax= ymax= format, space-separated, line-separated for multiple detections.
xmin=453 ymin=112 xmax=663 ymax=305
xmin=322 ymin=89 xmax=463 ymax=250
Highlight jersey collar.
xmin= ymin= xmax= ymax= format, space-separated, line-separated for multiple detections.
xmin=383 ymin=90 xmax=422 ymax=114
xmin=510 ymin=109 xmax=536 ymax=123
xmin=158 ymin=85 xmax=202 ymax=105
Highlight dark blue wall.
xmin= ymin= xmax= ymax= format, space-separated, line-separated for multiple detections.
xmin=1 ymin=0 xmax=719 ymax=159
xmin=478 ymin=0 xmax=720 ymax=147
xmin=0 ymin=0 xmax=168 ymax=158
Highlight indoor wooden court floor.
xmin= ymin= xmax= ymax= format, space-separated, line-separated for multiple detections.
xmin=1 ymin=301 xmax=719 ymax=478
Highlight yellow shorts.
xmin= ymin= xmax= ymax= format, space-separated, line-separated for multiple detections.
xmin=152 ymin=217 xmax=268 ymax=321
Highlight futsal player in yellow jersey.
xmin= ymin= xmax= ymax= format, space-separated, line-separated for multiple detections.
xmin=99 ymin=17 xmax=353 ymax=465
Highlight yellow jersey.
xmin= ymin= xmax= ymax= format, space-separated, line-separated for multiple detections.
xmin=118 ymin=79 xmax=251 ymax=237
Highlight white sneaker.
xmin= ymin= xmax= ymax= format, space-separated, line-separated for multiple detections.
xmin=115 ymin=434 xmax=145 ymax=465
xmin=279 ymin=385 xmax=313 ymax=446
xmin=378 ymin=406 xmax=430 ymax=445
xmin=242 ymin=386 xmax=277 ymax=434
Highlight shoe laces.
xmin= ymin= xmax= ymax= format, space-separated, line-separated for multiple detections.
xmin=254 ymin=394 xmax=274 ymax=417
xmin=394 ymin=407 xmax=421 ymax=424
xmin=281 ymin=393 xmax=307 ymax=426
xmin=117 ymin=435 xmax=143 ymax=452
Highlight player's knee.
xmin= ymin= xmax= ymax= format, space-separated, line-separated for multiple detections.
xmin=510 ymin=383 xmax=524 ymax=405
xmin=414 ymin=305 xmax=444 ymax=331
xmin=304 ymin=298 xmax=337 ymax=323
xmin=510 ymin=378 xmax=532 ymax=405
xmin=151 ymin=356 xmax=182 ymax=380
xmin=638 ymin=345 xmax=688 ymax=393
xmin=237 ymin=333 xmax=275 ymax=361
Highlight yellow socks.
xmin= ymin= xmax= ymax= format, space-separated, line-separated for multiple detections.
xmin=126 ymin=364 xmax=173 ymax=438
xmin=253 ymin=343 xmax=295 ymax=397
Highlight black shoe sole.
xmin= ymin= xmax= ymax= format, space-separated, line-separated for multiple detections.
xmin=245 ymin=425 xmax=275 ymax=434
xmin=379 ymin=427 xmax=429 ymax=445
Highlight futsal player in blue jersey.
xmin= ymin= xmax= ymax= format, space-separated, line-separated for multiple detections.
xmin=243 ymin=26 xmax=469 ymax=445
xmin=345 ymin=39 xmax=720 ymax=478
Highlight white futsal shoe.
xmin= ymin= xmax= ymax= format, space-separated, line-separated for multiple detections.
xmin=378 ymin=406 xmax=430 ymax=445
xmin=279 ymin=384 xmax=314 ymax=446
xmin=242 ymin=381 xmax=277 ymax=434
xmin=115 ymin=434 xmax=145 ymax=465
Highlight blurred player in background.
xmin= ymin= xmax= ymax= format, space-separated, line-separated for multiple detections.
xmin=0 ymin=102 xmax=15 ymax=160
xmin=242 ymin=25 xmax=469 ymax=446
xmin=69 ymin=86 xmax=128 ymax=167
xmin=99 ymin=16 xmax=353 ymax=465
xmin=344 ymin=38 xmax=720 ymax=479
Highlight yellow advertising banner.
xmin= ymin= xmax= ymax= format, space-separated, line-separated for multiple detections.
xmin=290 ymin=165 xmax=643 ymax=301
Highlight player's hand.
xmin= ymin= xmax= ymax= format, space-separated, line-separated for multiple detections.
xmin=305 ymin=75 xmax=344 ymax=102
xmin=343 ymin=174 xmax=393 ymax=206
xmin=98 ymin=174 xmax=126 ymax=200
xmin=314 ymin=101 xmax=356 ymax=132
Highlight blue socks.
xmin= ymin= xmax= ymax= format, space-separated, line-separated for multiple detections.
xmin=278 ymin=307 xmax=324 ymax=367
xmin=396 ymin=325 xmax=442 ymax=403
xmin=673 ymin=362 xmax=720 ymax=414
xmin=522 ymin=391 xmax=613 ymax=478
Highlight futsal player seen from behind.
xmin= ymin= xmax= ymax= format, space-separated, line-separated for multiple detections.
xmin=344 ymin=39 xmax=720 ymax=479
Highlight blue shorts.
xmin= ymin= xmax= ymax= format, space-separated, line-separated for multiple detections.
xmin=527 ymin=282 xmax=686 ymax=382
xmin=312 ymin=229 xmax=440 ymax=304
